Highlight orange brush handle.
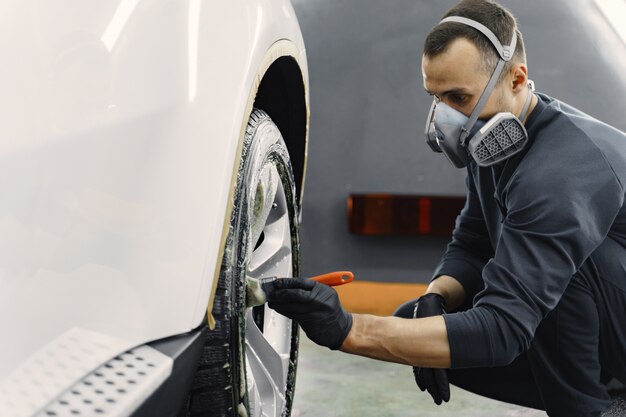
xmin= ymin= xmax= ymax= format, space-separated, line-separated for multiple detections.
xmin=309 ymin=271 xmax=354 ymax=286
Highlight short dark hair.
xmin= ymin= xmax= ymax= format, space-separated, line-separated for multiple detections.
xmin=423 ymin=0 xmax=526 ymax=83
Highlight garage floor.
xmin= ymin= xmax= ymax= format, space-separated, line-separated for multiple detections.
xmin=291 ymin=335 xmax=626 ymax=416
xmin=291 ymin=335 xmax=546 ymax=417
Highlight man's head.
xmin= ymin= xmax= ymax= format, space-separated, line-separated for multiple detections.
xmin=422 ymin=0 xmax=529 ymax=119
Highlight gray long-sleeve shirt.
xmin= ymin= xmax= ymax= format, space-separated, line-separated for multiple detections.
xmin=434 ymin=93 xmax=626 ymax=368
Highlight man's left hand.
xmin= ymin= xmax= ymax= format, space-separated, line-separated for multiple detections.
xmin=262 ymin=278 xmax=353 ymax=350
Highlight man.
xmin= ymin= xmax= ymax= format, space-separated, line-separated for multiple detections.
xmin=263 ymin=1 xmax=626 ymax=416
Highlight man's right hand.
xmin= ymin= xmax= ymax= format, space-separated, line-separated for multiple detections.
xmin=412 ymin=293 xmax=450 ymax=405
xmin=263 ymin=278 xmax=353 ymax=351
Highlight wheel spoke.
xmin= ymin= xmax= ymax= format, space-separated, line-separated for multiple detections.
xmin=250 ymin=164 xmax=280 ymax=250
xmin=245 ymin=309 xmax=287 ymax=417
xmin=261 ymin=304 xmax=292 ymax=362
xmin=247 ymin=177 xmax=291 ymax=279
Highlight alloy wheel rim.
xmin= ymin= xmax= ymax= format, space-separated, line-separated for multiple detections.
xmin=244 ymin=159 xmax=294 ymax=417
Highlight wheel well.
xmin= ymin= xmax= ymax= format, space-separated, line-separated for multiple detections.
xmin=253 ymin=56 xmax=307 ymax=206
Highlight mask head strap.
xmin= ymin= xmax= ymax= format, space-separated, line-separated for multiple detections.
xmin=437 ymin=16 xmax=518 ymax=144
xmin=518 ymin=81 xmax=534 ymax=122
xmin=439 ymin=16 xmax=517 ymax=61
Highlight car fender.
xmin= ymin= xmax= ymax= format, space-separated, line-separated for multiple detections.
xmin=0 ymin=0 xmax=308 ymax=413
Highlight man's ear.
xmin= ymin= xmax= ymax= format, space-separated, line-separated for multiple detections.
xmin=511 ymin=63 xmax=529 ymax=93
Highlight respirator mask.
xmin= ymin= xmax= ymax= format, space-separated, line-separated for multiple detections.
xmin=425 ymin=16 xmax=535 ymax=168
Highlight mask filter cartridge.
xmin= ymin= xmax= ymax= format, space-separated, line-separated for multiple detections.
xmin=468 ymin=112 xmax=528 ymax=166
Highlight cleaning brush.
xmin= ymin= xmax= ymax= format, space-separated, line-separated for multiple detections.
xmin=245 ymin=271 xmax=354 ymax=307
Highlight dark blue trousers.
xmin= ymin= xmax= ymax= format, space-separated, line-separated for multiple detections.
xmin=393 ymin=255 xmax=626 ymax=417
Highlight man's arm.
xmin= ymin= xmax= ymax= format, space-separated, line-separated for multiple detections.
xmin=264 ymin=278 xmax=452 ymax=366
xmin=340 ymin=314 xmax=451 ymax=368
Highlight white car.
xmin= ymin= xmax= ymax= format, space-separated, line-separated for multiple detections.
xmin=0 ymin=1 xmax=309 ymax=416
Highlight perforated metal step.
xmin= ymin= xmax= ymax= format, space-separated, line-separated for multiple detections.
xmin=35 ymin=345 xmax=172 ymax=417
xmin=0 ymin=328 xmax=132 ymax=417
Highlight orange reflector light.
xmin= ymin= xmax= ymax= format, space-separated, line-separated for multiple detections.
xmin=348 ymin=194 xmax=466 ymax=236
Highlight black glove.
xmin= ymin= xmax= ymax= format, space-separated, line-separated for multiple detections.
xmin=262 ymin=278 xmax=353 ymax=350
xmin=412 ymin=293 xmax=450 ymax=405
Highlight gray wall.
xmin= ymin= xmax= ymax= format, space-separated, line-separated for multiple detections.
xmin=292 ymin=0 xmax=626 ymax=283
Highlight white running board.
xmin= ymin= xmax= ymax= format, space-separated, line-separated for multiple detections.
xmin=0 ymin=328 xmax=134 ymax=417
xmin=35 ymin=345 xmax=172 ymax=417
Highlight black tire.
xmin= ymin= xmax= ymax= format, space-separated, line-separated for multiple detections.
xmin=177 ymin=109 xmax=300 ymax=417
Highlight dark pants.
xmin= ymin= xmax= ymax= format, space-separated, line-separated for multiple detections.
xmin=393 ymin=253 xmax=626 ymax=417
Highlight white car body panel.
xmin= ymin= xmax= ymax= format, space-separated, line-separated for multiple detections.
xmin=0 ymin=0 xmax=307 ymax=411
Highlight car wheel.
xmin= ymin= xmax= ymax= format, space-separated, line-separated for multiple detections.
xmin=177 ymin=109 xmax=300 ymax=417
